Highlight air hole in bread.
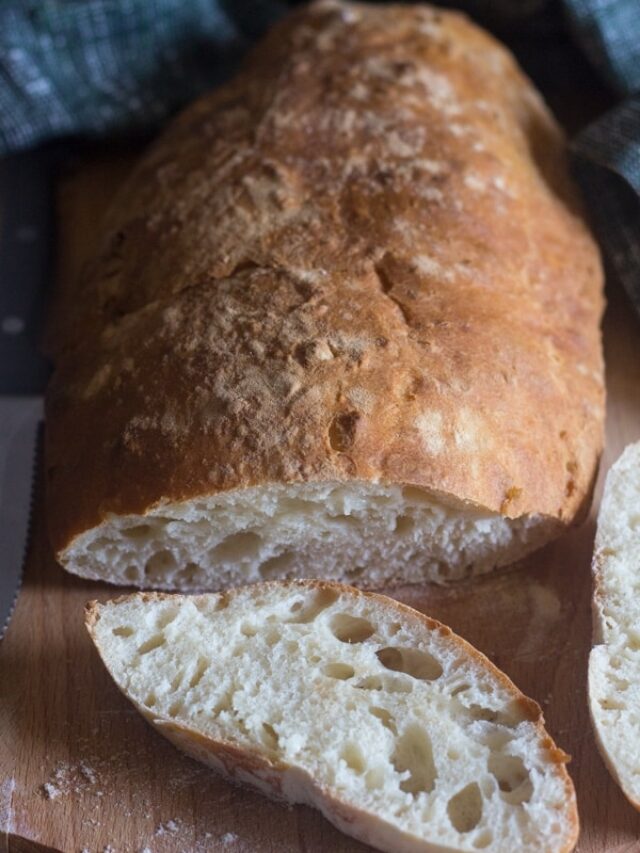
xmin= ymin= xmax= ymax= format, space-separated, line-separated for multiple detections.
xmin=468 ymin=703 xmax=520 ymax=727
xmin=450 ymin=682 xmax=471 ymax=697
xmin=145 ymin=550 xmax=177 ymax=577
xmin=261 ymin=722 xmax=280 ymax=751
xmin=488 ymin=753 xmax=532 ymax=804
xmin=137 ymin=634 xmax=166 ymax=655
xmin=290 ymin=588 xmax=339 ymax=624
xmin=341 ymin=742 xmax=366 ymax=774
xmin=376 ymin=647 xmax=443 ymax=681
xmin=369 ymin=706 xmax=397 ymax=734
xmin=447 ymin=782 xmax=483 ymax=833
xmin=365 ymin=767 xmax=385 ymax=790
xmin=124 ymin=566 xmax=139 ymax=582
xmin=156 ymin=607 xmax=179 ymax=629
xmin=323 ymin=662 xmax=355 ymax=680
xmin=402 ymin=485 xmax=433 ymax=504
xmin=355 ymin=675 xmax=412 ymax=694
xmin=394 ymin=515 xmax=415 ymax=534
xmin=392 ymin=725 xmax=437 ymax=795
xmin=122 ymin=524 xmax=153 ymax=541
xmin=599 ymin=697 xmax=626 ymax=710
xmin=259 ymin=551 xmax=295 ymax=579
xmin=388 ymin=622 xmax=402 ymax=637
xmin=447 ymin=748 xmax=460 ymax=760
xmin=241 ymin=623 xmax=258 ymax=637
xmin=189 ymin=656 xmax=209 ymax=690
xmin=331 ymin=613 xmax=375 ymax=643
xmin=168 ymin=700 xmax=184 ymax=717
xmin=210 ymin=531 xmax=262 ymax=563
xmin=171 ymin=670 xmax=184 ymax=692
xmin=144 ymin=691 xmax=157 ymax=707
xmin=330 ymin=514 xmax=360 ymax=528
xmin=112 ymin=625 xmax=134 ymax=637
xmin=473 ymin=829 xmax=493 ymax=849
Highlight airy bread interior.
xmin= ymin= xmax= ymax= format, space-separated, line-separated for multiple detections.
xmin=62 ymin=482 xmax=556 ymax=591
xmin=589 ymin=442 xmax=640 ymax=809
xmin=88 ymin=583 xmax=576 ymax=853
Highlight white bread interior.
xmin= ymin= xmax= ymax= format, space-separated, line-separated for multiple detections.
xmin=589 ymin=442 xmax=640 ymax=810
xmin=63 ymin=482 xmax=557 ymax=591
xmin=87 ymin=582 xmax=577 ymax=853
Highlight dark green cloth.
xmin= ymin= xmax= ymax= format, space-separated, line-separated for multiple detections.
xmin=1 ymin=0 xmax=639 ymax=317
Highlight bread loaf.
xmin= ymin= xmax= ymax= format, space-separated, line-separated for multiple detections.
xmin=47 ymin=0 xmax=604 ymax=590
xmin=589 ymin=442 xmax=640 ymax=810
xmin=86 ymin=581 xmax=579 ymax=852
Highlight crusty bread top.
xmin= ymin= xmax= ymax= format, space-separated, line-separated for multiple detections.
xmin=47 ymin=0 xmax=604 ymax=555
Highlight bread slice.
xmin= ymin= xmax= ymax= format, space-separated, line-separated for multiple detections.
xmin=48 ymin=0 xmax=604 ymax=592
xmin=86 ymin=581 xmax=578 ymax=852
xmin=589 ymin=442 xmax=640 ymax=810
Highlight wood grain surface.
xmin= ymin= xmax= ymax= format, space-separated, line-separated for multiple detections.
xmin=1 ymin=146 xmax=640 ymax=853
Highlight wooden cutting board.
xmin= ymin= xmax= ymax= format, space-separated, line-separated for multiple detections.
xmin=2 ymin=148 xmax=640 ymax=853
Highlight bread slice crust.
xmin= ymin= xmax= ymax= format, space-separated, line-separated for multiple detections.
xmin=589 ymin=442 xmax=640 ymax=810
xmin=86 ymin=580 xmax=579 ymax=852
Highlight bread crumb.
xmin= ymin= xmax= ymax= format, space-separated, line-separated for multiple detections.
xmin=155 ymin=819 xmax=181 ymax=836
xmin=221 ymin=833 xmax=239 ymax=845
xmin=42 ymin=782 xmax=60 ymax=800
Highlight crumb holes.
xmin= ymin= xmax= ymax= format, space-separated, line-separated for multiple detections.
xmin=328 ymin=411 xmax=360 ymax=452
xmin=388 ymin=622 xmax=402 ymax=637
xmin=261 ymin=722 xmax=280 ymax=752
xmin=365 ymin=768 xmax=385 ymax=790
xmin=599 ymin=697 xmax=626 ymax=710
xmin=241 ymin=623 xmax=258 ymax=637
xmin=392 ymin=725 xmax=437 ymax=795
xmin=189 ymin=656 xmax=209 ymax=690
xmin=474 ymin=830 xmax=493 ymax=849
xmin=369 ymin=706 xmax=397 ymax=734
xmin=144 ymin=691 xmax=157 ymax=707
xmin=144 ymin=550 xmax=177 ymax=578
xmin=156 ymin=607 xmax=179 ymax=629
xmin=601 ymin=547 xmax=617 ymax=557
xmin=394 ymin=515 xmax=415 ymax=534
xmin=376 ymin=647 xmax=443 ymax=681
xmin=447 ymin=783 xmax=483 ymax=833
xmin=112 ymin=625 xmax=134 ymax=638
xmin=341 ymin=743 xmax=366 ymax=774
xmin=447 ymin=749 xmax=460 ymax=760
xmin=402 ymin=485 xmax=432 ymax=504
xmin=168 ymin=700 xmax=184 ymax=718
xmin=323 ymin=662 xmax=355 ymax=680
xmin=123 ymin=524 xmax=153 ymax=540
xmin=259 ymin=551 xmax=295 ymax=579
xmin=630 ymin=514 xmax=640 ymax=530
xmin=488 ymin=754 xmax=532 ymax=804
xmin=468 ymin=703 xmax=521 ymax=727
xmin=330 ymin=513 xmax=360 ymax=528
xmin=330 ymin=613 xmax=375 ymax=643
xmin=290 ymin=599 xmax=304 ymax=613
xmin=137 ymin=634 xmax=166 ymax=655
xmin=124 ymin=566 xmax=139 ymax=582
xmin=290 ymin=588 xmax=340 ymax=624
xmin=210 ymin=531 xmax=262 ymax=563
xmin=355 ymin=676 xmax=383 ymax=691
xmin=265 ymin=629 xmax=280 ymax=646
xmin=170 ymin=670 xmax=184 ymax=692
xmin=450 ymin=682 xmax=471 ymax=697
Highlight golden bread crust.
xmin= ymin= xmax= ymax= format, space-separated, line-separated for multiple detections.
xmin=48 ymin=0 xmax=604 ymax=557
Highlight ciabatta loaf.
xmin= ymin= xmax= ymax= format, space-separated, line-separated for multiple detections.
xmin=48 ymin=0 xmax=604 ymax=590
xmin=86 ymin=581 xmax=579 ymax=852
xmin=589 ymin=442 xmax=640 ymax=810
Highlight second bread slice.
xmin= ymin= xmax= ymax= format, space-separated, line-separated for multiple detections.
xmin=87 ymin=581 xmax=577 ymax=852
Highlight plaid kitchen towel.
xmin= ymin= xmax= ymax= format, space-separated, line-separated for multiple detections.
xmin=1 ymin=0 xmax=639 ymax=317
